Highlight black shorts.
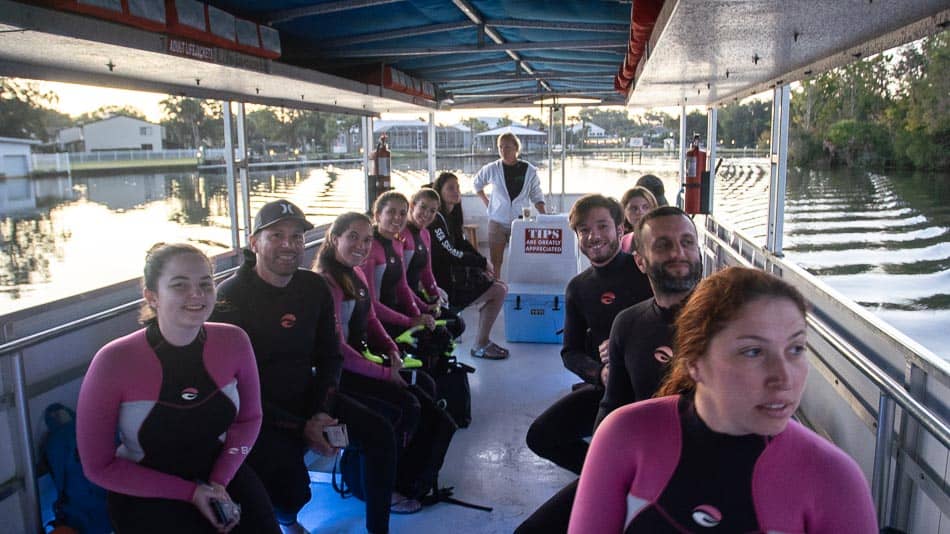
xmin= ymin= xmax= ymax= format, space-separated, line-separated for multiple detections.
xmin=448 ymin=266 xmax=494 ymax=310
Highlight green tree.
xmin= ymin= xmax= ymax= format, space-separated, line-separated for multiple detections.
xmin=521 ymin=114 xmax=544 ymax=130
xmin=74 ymin=105 xmax=146 ymax=124
xmin=460 ymin=117 xmax=488 ymax=134
xmin=890 ymin=32 xmax=949 ymax=169
xmin=0 ymin=78 xmax=60 ymax=140
xmin=246 ymin=108 xmax=282 ymax=150
xmin=159 ymin=97 xmax=224 ymax=148
xmin=577 ymin=108 xmax=637 ymax=138
xmin=496 ymin=116 xmax=513 ymax=127
xmin=718 ymin=100 xmax=770 ymax=148
xmin=160 ymin=96 xmax=207 ymax=148
xmin=278 ymin=108 xmax=329 ymax=151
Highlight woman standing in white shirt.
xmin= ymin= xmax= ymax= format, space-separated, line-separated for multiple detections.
xmin=473 ymin=132 xmax=546 ymax=279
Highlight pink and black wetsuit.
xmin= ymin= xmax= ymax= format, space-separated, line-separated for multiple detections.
xmin=570 ymin=395 xmax=877 ymax=534
xmin=324 ymin=267 xmax=399 ymax=381
xmin=77 ymin=323 xmax=277 ymax=532
xmin=321 ymin=264 xmax=450 ymax=498
xmin=357 ymin=227 xmax=421 ymax=335
xmin=403 ymin=223 xmax=465 ymax=339
xmin=402 ymin=224 xmax=440 ymax=311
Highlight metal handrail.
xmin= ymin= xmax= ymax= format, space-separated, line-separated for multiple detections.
xmin=0 ymin=235 xmax=326 ymax=359
xmin=807 ymin=316 xmax=950 ymax=450
xmin=0 ymin=265 xmax=229 ymax=358
xmin=704 ymin=217 xmax=950 ymax=379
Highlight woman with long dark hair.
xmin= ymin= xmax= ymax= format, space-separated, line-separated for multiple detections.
xmin=402 ymin=187 xmax=465 ymax=339
xmin=77 ymin=243 xmax=277 ymax=533
xmin=429 ymin=172 xmax=509 ymax=360
xmin=358 ymin=191 xmax=436 ymax=338
xmin=316 ymin=212 xmax=456 ymax=511
xmin=571 ymin=267 xmax=877 ymax=533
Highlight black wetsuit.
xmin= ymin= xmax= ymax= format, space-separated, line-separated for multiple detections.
xmin=517 ymin=253 xmax=652 ymax=534
xmin=429 ymin=210 xmax=492 ymax=309
xmin=403 ymin=223 xmax=429 ymax=294
xmin=527 ymin=252 xmax=652 ymax=473
xmin=213 ymin=257 xmax=397 ymax=533
xmin=596 ymin=297 xmax=679 ymax=429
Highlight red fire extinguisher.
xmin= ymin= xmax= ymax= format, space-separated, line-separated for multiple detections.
xmin=370 ymin=134 xmax=392 ymax=201
xmin=684 ymin=134 xmax=706 ymax=214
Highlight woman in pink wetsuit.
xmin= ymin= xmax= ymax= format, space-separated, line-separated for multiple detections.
xmin=618 ymin=185 xmax=657 ymax=254
xmin=571 ymin=267 xmax=877 ymax=533
xmin=77 ymin=243 xmax=277 ymax=534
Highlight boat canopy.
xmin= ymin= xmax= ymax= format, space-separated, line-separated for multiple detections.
xmin=1 ymin=1 xmax=947 ymax=113
xmin=624 ymin=0 xmax=949 ymax=108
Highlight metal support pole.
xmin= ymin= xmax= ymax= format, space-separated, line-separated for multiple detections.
xmin=548 ymin=105 xmax=554 ymax=204
xmin=872 ymin=393 xmax=896 ymax=527
xmin=705 ymin=106 xmax=718 ymax=215
xmin=560 ymin=105 xmax=566 ymax=213
xmin=766 ymin=84 xmax=790 ymax=255
xmin=890 ymin=364 xmax=927 ymax=530
xmin=362 ymin=116 xmax=373 ymax=213
xmin=235 ymin=102 xmax=251 ymax=245
xmin=428 ymin=112 xmax=437 ymax=183
xmin=13 ymin=352 xmax=40 ymax=533
xmin=678 ymin=103 xmax=687 ymax=209
xmin=222 ymin=101 xmax=240 ymax=252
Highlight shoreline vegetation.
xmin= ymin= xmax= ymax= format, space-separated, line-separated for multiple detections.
xmin=1 ymin=32 xmax=946 ymax=172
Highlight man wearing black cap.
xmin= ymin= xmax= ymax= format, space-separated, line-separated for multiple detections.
xmin=214 ymin=200 xmax=398 ymax=534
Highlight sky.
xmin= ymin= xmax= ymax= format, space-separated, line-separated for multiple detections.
xmin=39 ymin=80 xmax=167 ymax=122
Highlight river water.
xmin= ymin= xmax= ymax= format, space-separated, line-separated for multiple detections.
xmin=2 ymin=155 xmax=948 ymax=357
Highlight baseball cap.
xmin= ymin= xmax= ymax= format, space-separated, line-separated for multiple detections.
xmin=252 ymin=200 xmax=314 ymax=235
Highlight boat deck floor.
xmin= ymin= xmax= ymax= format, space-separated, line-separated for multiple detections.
xmin=299 ymin=304 xmax=577 ymax=533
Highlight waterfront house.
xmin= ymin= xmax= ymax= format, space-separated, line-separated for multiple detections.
xmin=474 ymin=125 xmax=548 ymax=153
xmin=54 ymin=115 xmax=164 ymax=152
xmin=0 ymin=136 xmax=40 ymax=177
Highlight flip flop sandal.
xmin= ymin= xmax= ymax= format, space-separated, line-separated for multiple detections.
xmin=470 ymin=344 xmax=508 ymax=359
xmin=486 ymin=342 xmax=510 ymax=356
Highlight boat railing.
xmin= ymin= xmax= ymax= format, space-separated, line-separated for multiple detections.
xmin=0 ymin=232 xmax=326 ymax=533
xmin=702 ymin=215 xmax=950 ymax=532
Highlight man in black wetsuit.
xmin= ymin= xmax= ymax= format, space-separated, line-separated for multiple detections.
xmin=595 ymin=205 xmax=702 ymax=428
xmin=516 ymin=205 xmax=702 ymax=533
xmin=213 ymin=200 xmax=397 ymax=534
xmin=526 ymin=194 xmax=652 ymax=473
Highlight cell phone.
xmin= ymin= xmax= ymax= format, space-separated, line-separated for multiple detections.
xmin=210 ymin=498 xmax=241 ymax=525
xmin=323 ymin=423 xmax=349 ymax=448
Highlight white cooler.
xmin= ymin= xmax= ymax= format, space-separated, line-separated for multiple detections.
xmin=503 ymin=215 xmax=582 ymax=343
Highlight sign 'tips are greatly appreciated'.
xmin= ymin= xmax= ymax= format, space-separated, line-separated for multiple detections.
xmin=524 ymin=228 xmax=563 ymax=254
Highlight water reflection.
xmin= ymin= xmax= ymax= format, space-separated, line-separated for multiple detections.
xmin=714 ymin=161 xmax=950 ymax=356
xmin=3 ymin=158 xmax=948 ymax=358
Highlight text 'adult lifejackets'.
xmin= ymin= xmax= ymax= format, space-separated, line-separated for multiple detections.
xmin=524 ymin=228 xmax=563 ymax=254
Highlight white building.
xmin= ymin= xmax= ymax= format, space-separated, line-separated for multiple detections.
xmin=570 ymin=122 xmax=606 ymax=137
xmin=474 ymin=125 xmax=547 ymax=152
xmin=355 ymin=120 xmax=471 ymax=151
xmin=0 ymin=136 xmax=41 ymax=177
xmin=55 ymin=116 xmax=164 ymax=152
